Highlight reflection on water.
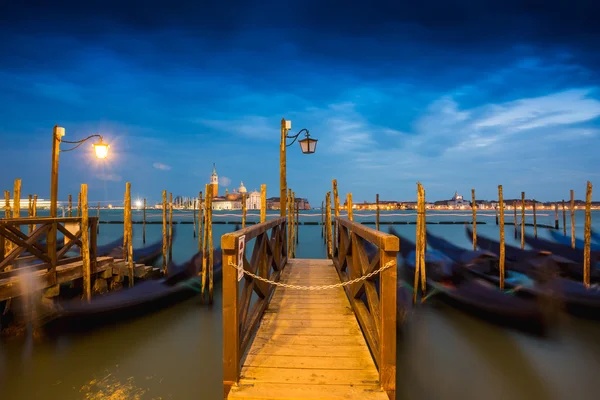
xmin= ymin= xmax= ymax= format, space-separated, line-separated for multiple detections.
xmin=1 ymin=211 xmax=599 ymax=399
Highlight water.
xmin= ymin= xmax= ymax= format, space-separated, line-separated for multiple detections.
xmin=1 ymin=210 xmax=599 ymax=399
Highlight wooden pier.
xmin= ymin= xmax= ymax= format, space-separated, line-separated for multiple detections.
xmin=222 ymin=217 xmax=398 ymax=400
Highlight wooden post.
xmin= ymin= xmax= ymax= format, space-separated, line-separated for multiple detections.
xmin=202 ymin=185 xmax=209 ymax=291
xmin=554 ymin=203 xmax=559 ymax=229
xmin=27 ymin=194 xmax=33 ymax=234
xmin=3 ymin=191 xmax=11 ymax=257
xmin=325 ymin=192 xmax=332 ymax=258
xmin=125 ymin=182 xmax=134 ymax=287
xmin=347 ymin=193 xmax=353 ymax=221
xmin=169 ymin=192 xmax=173 ymax=263
xmin=513 ymin=201 xmax=517 ymax=239
xmin=143 ymin=198 xmax=147 ymax=244
xmin=332 ymin=180 xmax=339 ymax=256
xmin=471 ymin=189 xmax=477 ymax=250
xmin=498 ymin=185 xmax=505 ymax=290
xmin=193 ymin=196 xmax=197 ymax=237
xmin=13 ymin=179 xmax=21 ymax=219
xmin=376 ymin=193 xmax=380 ymax=231
xmin=583 ymin=181 xmax=593 ymax=288
xmin=32 ymin=194 xmax=38 ymax=233
xmin=80 ymin=184 xmax=91 ymax=302
xmin=320 ymin=201 xmax=324 ymax=238
xmin=97 ymin=202 xmax=100 ymax=233
xmin=204 ymin=184 xmax=214 ymax=303
xmin=533 ymin=200 xmax=538 ymax=238
xmin=68 ymin=194 xmax=72 ymax=217
xmin=495 ymin=206 xmax=499 ymax=225
xmin=570 ymin=190 xmax=575 ymax=249
xmin=562 ymin=200 xmax=567 ymax=236
xmin=414 ymin=182 xmax=427 ymax=303
xmin=241 ymin=193 xmax=247 ymax=229
xmin=260 ymin=184 xmax=266 ymax=223
xmin=287 ymin=188 xmax=292 ymax=257
xmin=198 ymin=191 xmax=203 ymax=253
xmin=162 ymin=190 xmax=168 ymax=274
xmin=520 ymin=192 xmax=525 ymax=250
xmin=280 ymin=118 xmax=287 ymax=218
xmin=77 ymin=191 xmax=82 ymax=217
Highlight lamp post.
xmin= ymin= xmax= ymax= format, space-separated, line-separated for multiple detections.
xmin=279 ymin=118 xmax=318 ymax=217
xmin=48 ymin=125 xmax=110 ymax=268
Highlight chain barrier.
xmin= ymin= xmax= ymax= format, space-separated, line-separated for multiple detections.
xmin=228 ymin=260 xmax=395 ymax=291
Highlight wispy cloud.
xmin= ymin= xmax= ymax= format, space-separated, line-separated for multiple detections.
xmin=197 ymin=116 xmax=278 ymax=140
xmin=95 ymin=173 xmax=122 ymax=182
xmin=153 ymin=162 xmax=172 ymax=171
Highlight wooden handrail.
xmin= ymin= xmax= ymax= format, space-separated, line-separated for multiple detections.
xmin=222 ymin=217 xmax=287 ymax=398
xmin=332 ymin=216 xmax=398 ymax=400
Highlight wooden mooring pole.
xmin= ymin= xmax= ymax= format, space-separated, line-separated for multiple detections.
xmin=570 ymin=190 xmax=575 ymax=249
xmin=520 ymin=192 xmax=525 ymax=250
xmin=81 ymin=184 xmax=91 ymax=302
xmin=241 ymin=193 xmax=247 ymax=229
xmin=471 ymin=189 xmax=477 ymax=250
xmin=260 ymin=184 xmax=266 ymax=223
xmin=376 ymin=193 xmax=380 ymax=231
xmin=169 ymin=192 xmax=173 ymax=263
xmin=205 ymin=184 xmax=214 ymax=303
xmin=320 ymin=201 xmax=324 ymax=237
xmin=198 ymin=191 xmax=203 ymax=253
xmin=562 ymin=200 xmax=567 ymax=236
xmin=583 ymin=181 xmax=593 ymax=288
xmin=162 ymin=190 xmax=168 ymax=274
xmin=554 ymin=203 xmax=559 ymax=230
xmin=3 ymin=191 xmax=11 ymax=256
xmin=68 ymin=194 xmax=72 ymax=217
xmin=13 ymin=179 xmax=21 ymax=219
xmin=295 ymin=199 xmax=299 ymax=244
xmin=97 ymin=202 xmax=100 ymax=233
xmin=533 ymin=199 xmax=538 ymax=238
xmin=332 ymin=179 xmax=339 ymax=255
xmin=414 ymin=182 xmax=426 ymax=303
xmin=325 ymin=192 xmax=332 ymax=258
xmin=27 ymin=194 xmax=33 ymax=234
xmin=347 ymin=193 xmax=353 ymax=221
xmin=32 ymin=194 xmax=38 ymax=233
xmin=498 ymin=185 xmax=505 ymax=290
xmin=192 ymin=196 xmax=197 ymax=238
xmin=125 ymin=182 xmax=134 ymax=287
xmin=77 ymin=192 xmax=82 ymax=217
xmin=143 ymin=198 xmax=147 ymax=244
xmin=513 ymin=201 xmax=517 ymax=239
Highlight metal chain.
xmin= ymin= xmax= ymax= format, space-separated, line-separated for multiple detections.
xmin=228 ymin=260 xmax=395 ymax=291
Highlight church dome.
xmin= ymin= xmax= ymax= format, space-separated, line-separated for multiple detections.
xmin=239 ymin=182 xmax=247 ymax=194
xmin=226 ymin=193 xmax=238 ymax=201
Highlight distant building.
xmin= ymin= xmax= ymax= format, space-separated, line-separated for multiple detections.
xmin=210 ymin=163 xmax=219 ymax=197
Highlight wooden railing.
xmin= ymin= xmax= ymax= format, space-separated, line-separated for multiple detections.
xmin=221 ymin=217 xmax=287 ymax=397
xmin=0 ymin=217 xmax=98 ymax=283
xmin=332 ymin=216 xmax=398 ymax=400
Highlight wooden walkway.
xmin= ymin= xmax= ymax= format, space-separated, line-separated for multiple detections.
xmin=227 ymin=259 xmax=388 ymax=400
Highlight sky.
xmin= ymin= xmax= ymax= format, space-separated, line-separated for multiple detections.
xmin=1 ymin=1 xmax=599 ymax=206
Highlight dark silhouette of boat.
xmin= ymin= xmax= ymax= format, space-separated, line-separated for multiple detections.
xmin=389 ymin=228 xmax=547 ymax=335
xmin=549 ymin=229 xmax=600 ymax=251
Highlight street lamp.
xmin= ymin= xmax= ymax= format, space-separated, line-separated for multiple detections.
xmin=280 ymin=118 xmax=317 ymax=217
xmin=48 ymin=125 xmax=110 ymax=264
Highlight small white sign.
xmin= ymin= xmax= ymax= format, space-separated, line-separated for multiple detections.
xmin=237 ymin=235 xmax=245 ymax=282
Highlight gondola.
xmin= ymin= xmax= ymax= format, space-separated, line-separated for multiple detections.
xmin=45 ymin=248 xmax=223 ymax=332
xmin=389 ymin=228 xmax=547 ymax=334
xmin=457 ymin=231 xmax=600 ymax=319
xmin=592 ymin=229 xmax=600 ymax=245
xmin=549 ymin=229 xmax=600 ymax=251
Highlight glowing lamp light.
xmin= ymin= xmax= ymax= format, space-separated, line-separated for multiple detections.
xmin=93 ymin=140 xmax=110 ymax=159
xmin=298 ymin=133 xmax=318 ymax=154
xmin=135 ymin=199 xmax=143 ymax=208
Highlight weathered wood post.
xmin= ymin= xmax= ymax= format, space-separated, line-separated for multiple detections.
xmin=97 ymin=202 xmax=100 ymax=233
xmin=583 ymin=181 xmax=593 ymax=288
xmin=332 ymin=180 xmax=339 ymax=256
xmin=3 ymin=191 xmax=11 ymax=256
xmin=320 ymin=200 xmax=324 ymax=238
xmin=193 ymin=196 xmax=198 ymax=237
xmin=205 ymin=184 xmax=214 ymax=303
xmin=260 ymin=184 xmax=266 ymax=223
xmin=198 ymin=191 xmax=203 ymax=253
xmin=570 ymin=190 xmax=575 ymax=249
xmin=325 ymin=192 xmax=332 ymax=258
xmin=241 ymin=193 xmax=246 ymax=229
xmin=498 ymin=185 xmax=505 ymax=290
xmin=287 ymin=188 xmax=292 ymax=257
xmin=77 ymin=191 xmax=82 ymax=217
xmin=376 ymin=193 xmax=380 ymax=231
xmin=471 ymin=189 xmax=477 ymax=250
xmin=202 ymin=185 xmax=209 ymax=291
xmin=162 ymin=190 xmax=168 ymax=274
xmin=554 ymin=203 xmax=559 ymax=230
xmin=347 ymin=193 xmax=353 ymax=221
xmin=513 ymin=201 xmax=517 ymax=239
xmin=169 ymin=192 xmax=173 ymax=263
xmin=296 ymin=200 xmax=299 ymax=244
xmin=13 ymin=179 xmax=21 ymax=219
xmin=125 ymin=182 xmax=134 ymax=287
xmin=520 ymin=192 xmax=525 ymax=250
xmin=533 ymin=199 xmax=538 ymax=238
xmin=81 ymin=184 xmax=91 ymax=302
xmin=142 ymin=198 xmax=147 ymax=244
xmin=68 ymin=194 xmax=72 ymax=217
xmin=562 ymin=200 xmax=567 ymax=236
xmin=414 ymin=182 xmax=427 ymax=303
xmin=32 ymin=194 xmax=38 ymax=233
xmin=26 ymin=194 xmax=33 ymax=234
xmin=221 ymin=230 xmax=240 ymax=398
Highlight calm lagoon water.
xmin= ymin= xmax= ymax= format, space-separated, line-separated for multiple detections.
xmin=1 ymin=209 xmax=599 ymax=399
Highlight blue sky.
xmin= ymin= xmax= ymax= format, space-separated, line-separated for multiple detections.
xmin=1 ymin=1 xmax=599 ymax=206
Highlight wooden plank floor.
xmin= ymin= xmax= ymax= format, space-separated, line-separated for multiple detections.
xmin=227 ymin=258 xmax=388 ymax=400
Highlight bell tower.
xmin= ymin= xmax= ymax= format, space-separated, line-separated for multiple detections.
xmin=211 ymin=163 xmax=219 ymax=197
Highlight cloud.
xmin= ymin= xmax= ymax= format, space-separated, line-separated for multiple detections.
xmin=197 ymin=116 xmax=279 ymax=141
xmin=95 ymin=173 xmax=121 ymax=182
xmin=153 ymin=162 xmax=172 ymax=171
xmin=219 ymin=176 xmax=231 ymax=187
